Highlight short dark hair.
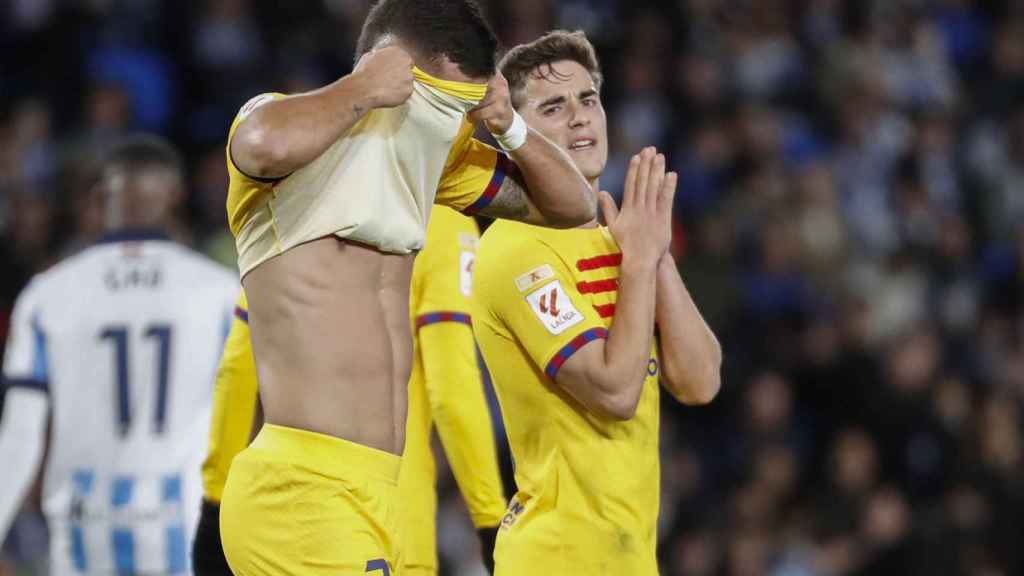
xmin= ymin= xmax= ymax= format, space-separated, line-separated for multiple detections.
xmin=102 ymin=134 xmax=184 ymax=183
xmin=356 ymin=0 xmax=497 ymax=79
xmin=499 ymin=30 xmax=604 ymax=109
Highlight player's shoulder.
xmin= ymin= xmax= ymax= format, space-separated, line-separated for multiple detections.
xmin=231 ymin=93 xmax=288 ymax=130
xmin=478 ymin=220 xmax=550 ymax=258
xmin=236 ymin=93 xmax=285 ymax=116
xmin=23 ymin=244 xmax=103 ymax=296
xmin=162 ymin=243 xmax=238 ymax=287
xmin=430 ymin=205 xmax=479 ymax=232
xmin=475 ymin=221 xmax=559 ymax=289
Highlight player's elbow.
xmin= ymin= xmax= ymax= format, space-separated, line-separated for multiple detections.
xmin=557 ymin=187 xmax=598 ymax=228
xmin=685 ymin=368 xmax=721 ymax=406
xmin=666 ymin=351 xmax=722 ymax=406
xmin=593 ymin=385 xmax=642 ymax=421
xmin=603 ymin=395 xmax=639 ymax=421
xmin=532 ymin=185 xmax=596 ymax=229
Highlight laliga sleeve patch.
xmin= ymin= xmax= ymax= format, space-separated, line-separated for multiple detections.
xmin=525 ymin=280 xmax=584 ymax=335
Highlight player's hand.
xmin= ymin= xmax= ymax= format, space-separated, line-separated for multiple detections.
xmin=352 ymin=46 xmax=414 ymax=109
xmin=468 ymin=71 xmax=515 ymax=135
xmin=599 ymin=147 xmax=676 ymax=266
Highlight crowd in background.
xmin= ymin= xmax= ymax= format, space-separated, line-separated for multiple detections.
xmin=1 ymin=0 xmax=1023 ymax=574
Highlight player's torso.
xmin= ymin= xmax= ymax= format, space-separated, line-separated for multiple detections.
xmin=242 ymin=236 xmax=414 ymax=455
xmin=36 ymin=237 xmax=234 ymax=575
xmin=482 ymin=223 xmax=661 ymax=573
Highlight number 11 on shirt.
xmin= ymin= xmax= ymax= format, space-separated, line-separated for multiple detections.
xmin=98 ymin=324 xmax=174 ymax=437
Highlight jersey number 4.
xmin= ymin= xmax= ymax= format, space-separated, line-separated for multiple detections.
xmin=98 ymin=324 xmax=173 ymax=437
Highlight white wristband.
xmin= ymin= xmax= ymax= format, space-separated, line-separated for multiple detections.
xmin=493 ymin=110 xmax=528 ymax=152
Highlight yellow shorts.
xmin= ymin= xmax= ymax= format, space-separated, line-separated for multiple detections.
xmin=399 ymin=568 xmax=436 ymax=576
xmin=220 ymin=424 xmax=401 ymax=575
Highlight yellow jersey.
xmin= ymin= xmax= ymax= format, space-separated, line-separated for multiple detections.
xmin=472 ymin=220 xmax=661 ymax=575
xmin=401 ymin=206 xmax=506 ymax=573
xmin=201 ymin=208 xmax=505 ymax=574
xmin=225 ymin=69 xmax=511 ymax=276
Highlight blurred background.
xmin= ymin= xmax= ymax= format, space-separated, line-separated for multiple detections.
xmin=1 ymin=0 xmax=1023 ymax=574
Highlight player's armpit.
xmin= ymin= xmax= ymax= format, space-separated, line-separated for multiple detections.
xmin=552 ymin=338 xmax=645 ymax=421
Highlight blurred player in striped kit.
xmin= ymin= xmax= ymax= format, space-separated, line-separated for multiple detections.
xmin=0 ymin=135 xmax=238 ymax=575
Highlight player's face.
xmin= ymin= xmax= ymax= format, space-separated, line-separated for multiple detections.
xmin=521 ymin=60 xmax=608 ymax=183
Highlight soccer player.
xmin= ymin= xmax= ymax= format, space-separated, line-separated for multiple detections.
xmin=219 ymin=0 xmax=596 ymax=572
xmin=192 ymin=207 xmax=506 ymax=575
xmin=472 ymin=31 xmax=724 ymax=575
xmin=0 ymin=135 xmax=239 ymax=575
xmin=402 ymin=206 xmax=506 ymax=575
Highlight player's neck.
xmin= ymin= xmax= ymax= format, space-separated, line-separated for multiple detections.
xmin=104 ymin=215 xmax=173 ymax=238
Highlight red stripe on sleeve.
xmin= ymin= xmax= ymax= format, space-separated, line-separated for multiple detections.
xmin=576 ymin=278 xmax=619 ymax=294
xmin=576 ymin=253 xmax=622 ymax=271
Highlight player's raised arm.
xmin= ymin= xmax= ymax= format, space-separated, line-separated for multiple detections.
xmin=468 ymin=72 xmax=595 ymax=228
xmin=230 ymin=46 xmax=414 ymax=180
xmin=653 ymin=254 xmax=722 ymax=405
xmin=553 ymin=148 xmax=674 ymax=420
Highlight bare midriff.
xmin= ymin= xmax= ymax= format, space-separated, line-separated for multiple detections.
xmin=242 ymin=236 xmax=413 ymax=455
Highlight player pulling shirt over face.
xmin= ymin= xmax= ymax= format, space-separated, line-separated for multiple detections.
xmin=219 ymin=2 xmax=593 ymax=574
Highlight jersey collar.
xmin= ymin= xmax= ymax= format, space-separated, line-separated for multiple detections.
xmin=95 ymin=229 xmax=171 ymax=245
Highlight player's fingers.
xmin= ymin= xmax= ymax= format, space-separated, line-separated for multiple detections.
xmin=598 ymin=190 xmax=619 ymax=225
xmin=660 ymin=171 xmax=678 ymax=216
xmin=634 ymin=147 xmax=655 ymax=208
xmin=467 ymin=100 xmax=498 ymax=125
xmin=646 ymin=154 xmax=666 ymax=209
xmin=622 ymin=154 xmax=640 ymax=208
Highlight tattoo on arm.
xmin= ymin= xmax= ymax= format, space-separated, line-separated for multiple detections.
xmin=479 ymin=172 xmax=533 ymax=221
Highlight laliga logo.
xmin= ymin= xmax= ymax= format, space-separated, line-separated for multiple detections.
xmin=539 ymin=287 xmax=560 ymax=317
xmin=540 ymin=287 xmax=576 ymax=325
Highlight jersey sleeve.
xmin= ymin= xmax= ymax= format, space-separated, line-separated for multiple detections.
xmin=435 ymin=135 xmax=513 ymax=216
xmin=2 ymin=280 xmax=49 ymax=393
xmin=225 ymin=93 xmax=286 ymax=236
xmin=418 ymin=321 xmax=506 ymax=528
xmin=201 ymin=290 xmax=258 ymax=503
xmin=477 ymin=241 xmax=608 ymax=380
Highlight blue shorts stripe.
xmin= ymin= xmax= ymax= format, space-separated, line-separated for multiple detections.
xmin=70 ymin=469 xmax=94 ymax=572
xmin=70 ymin=526 xmax=87 ymax=572
xmin=112 ymin=529 xmax=135 ymax=575
xmin=166 ymin=524 xmax=187 ymax=573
